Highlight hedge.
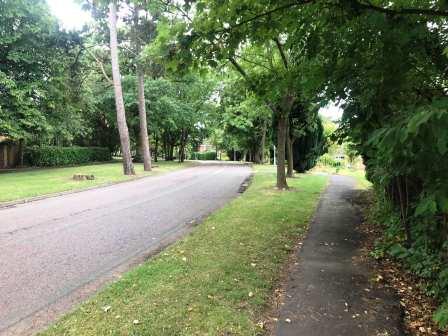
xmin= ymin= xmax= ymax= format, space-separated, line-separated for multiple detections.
xmin=25 ymin=146 xmax=112 ymax=167
xmin=190 ymin=151 xmax=217 ymax=160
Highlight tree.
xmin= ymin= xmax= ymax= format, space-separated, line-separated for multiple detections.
xmin=108 ymin=0 xmax=135 ymax=175
xmin=0 ymin=0 xmax=86 ymax=145
xmin=132 ymin=3 xmax=152 ymax=171
xmin=216 ymin=77 xmax=272 ymax=163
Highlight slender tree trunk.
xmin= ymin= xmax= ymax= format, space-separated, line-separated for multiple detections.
xmin=154 ymin=136 xmax=159 ymax=162
xmin=286 ymin=122 xmax=294 ymax=177
xmin=260 ymin=120 xmax=267 ymax=164
xmin=109 ymin=1 xmax=134 ymax=175
xmin=277 ymin=112 xmax=288 ymax=189
xmin=162 ymin=135 xmax=168 ymax=160
xmin=397 ymin=176 xmax=412 ymax=247
xmin=137 ymin=68 xmax=152 ymax=170
xmin=168 ymin=143 xmax=174 ymax=161
xmin=275 ymin=94 xmax=295 ymax=189
xmin=178 ymin=129 xmax=188 ymax=162
xmin=133 ymin=6 xmax=151 ymax=171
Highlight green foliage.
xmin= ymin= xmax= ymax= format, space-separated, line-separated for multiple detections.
xmin=292 ymin=111 xmax=326 ymax=173
xmin=25 ymin=146 xmax=111 ymax=167
xmin=215 ymin=80 xmax=272 ymax=161
xmin=4 ymin=0 xmax=448 ymax=327
xmin=0 ymin=0 xmax=86 ymax=144
xmin=435 ymin=299 xmax=448 ymax=330
xmin=306 ymin=2 xmax=448 ymax=327
xmin=318 ymin=153 xmax=342 ymax=168
xmin=190 ymin=151 xmax=217 ymax=160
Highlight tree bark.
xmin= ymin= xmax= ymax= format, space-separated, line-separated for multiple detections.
xmin=154 ymin=136 xmax=159 ymax=162
xmin=137 ymin=68 xmax=152 ymax=170
xmin=277 ymin=112 xmax=288 ymax=189
xmin=275 ymin=94 xmax=294 ymax=189
xmin=286 ymin=122 xmax=294 ymax=177
xmin=178 ymin=129 xmax=188 ymax=162
xmin=109 ymin=1 xmax=134 ymax=175
xmin=134 ymin=6 xmax=151 ymax=171
xmin=260 ymin=120 xmax=267 ymax=164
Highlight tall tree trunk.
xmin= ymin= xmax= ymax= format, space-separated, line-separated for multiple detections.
xmin=137 ymin=68 xmax=152 ymax=170
xmin=286 ymin=122 xmax=294 ymax=177
xmin=275 ymin=95 xmax=294 ymax=189
xmin=260 ymin=120 xmax=267 ymax=164
xmin=168 ymin=142 xmax=174 ymax=161
xmin=178 ymin=129 xmax=188 ymax=163
xmin=109 ymin=1 xmax=134 ymax=175
xmin=277 ymin=112 xmax=288 ymax=189
xmin=154 ymin=136 xmax=159 ymax=162
xmin=133 ymin=6 xmax=151 ymax=171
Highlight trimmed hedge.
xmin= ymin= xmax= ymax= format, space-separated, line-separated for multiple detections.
xmin=25 ymin=146 xmax=112 ymax=167
xmin=190 ymin=151 xmax=217 ymax=160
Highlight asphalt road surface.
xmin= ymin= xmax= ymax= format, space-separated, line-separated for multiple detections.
xmin=0 ymin=164 xmax=251 ymax=335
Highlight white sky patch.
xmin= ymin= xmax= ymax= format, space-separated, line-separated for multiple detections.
xmin=319 ymin=103 xmax=343 ymax=121
xmin=47 ymin=0 xmax=92 ymax=30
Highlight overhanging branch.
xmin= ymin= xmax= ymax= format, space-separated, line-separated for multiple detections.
xmin=274 ymin=37 xmax=289 ymax=69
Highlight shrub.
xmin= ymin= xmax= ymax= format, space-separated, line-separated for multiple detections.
xmin=190 ymin=151 xmax=217 ymax=160
xmin=25 ymin=146 xmax=112 ymax=167
xmin=317 ymin=153 xmax=342 ymax=168
xmin=434 ymin=302 xmax=448 ymax=330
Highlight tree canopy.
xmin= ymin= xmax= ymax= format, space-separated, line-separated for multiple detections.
xmin=1 ymin=0 xmax=447 ymax=327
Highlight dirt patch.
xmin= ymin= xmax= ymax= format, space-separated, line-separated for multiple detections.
xmin=352 ymin=190 xmax=444 ymax=336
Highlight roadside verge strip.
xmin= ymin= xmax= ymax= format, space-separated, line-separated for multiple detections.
xmin=40 ymin=166 xmax=328 ymax=336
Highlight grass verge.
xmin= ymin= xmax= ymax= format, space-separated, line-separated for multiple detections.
xmin=40 ymin=166 xmax=328 ymax=336
xmin=312 ymin=165 xmax=371 ymax=190
xmin=338 ymin=168 xmax=372 ymax=190
xmin=0 ymin=161 xmax=193 ymax=203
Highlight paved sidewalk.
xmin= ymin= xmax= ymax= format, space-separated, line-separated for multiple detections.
xmin=274 ymin=175 xmax=403 ymax=336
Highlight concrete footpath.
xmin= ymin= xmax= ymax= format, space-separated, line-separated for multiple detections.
xmin=274 ymin=175 xmax=403 ymax=336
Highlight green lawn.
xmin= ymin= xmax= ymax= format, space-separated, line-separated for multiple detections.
xmin=40 ymin=166 xmax=328 ymax=336
xmin=0 ymin=161 xmax=194 ymax=203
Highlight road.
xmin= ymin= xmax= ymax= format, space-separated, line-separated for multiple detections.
xmin=274 ymin=175 xmax=403 ymax=336
xmin=0 ymin=164 xmax=251 ymax=335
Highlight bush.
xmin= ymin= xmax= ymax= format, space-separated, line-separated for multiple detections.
xmin=25 ymin=146 xmax=112 ymax=167
xmin=190 ymin=151 xmax=217 ymax=160
xmin=317 ymin=153 xmax=343 ymax=168
xmin=434 ymin=302 xmax=448 ymax=330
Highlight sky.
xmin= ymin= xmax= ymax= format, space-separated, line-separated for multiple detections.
xmin=47 ymin=0 xmax=92 ymax=30
xmin=319 ymin=103 xmax=343 ymax=121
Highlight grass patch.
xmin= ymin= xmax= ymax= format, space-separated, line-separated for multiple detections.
xmin=40 ymin=166 xmax=328 ymax=336
xmin=0 ymin=161 xmax=193 ymax=203
xmin=312 ymin=165 xmax=372 ymax=190
xmin=338 ymin=168 xmax=372 ymax=189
